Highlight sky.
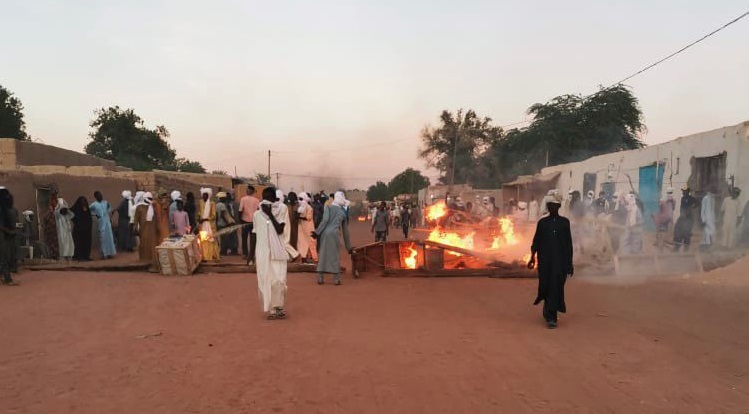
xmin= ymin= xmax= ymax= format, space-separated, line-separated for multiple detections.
xmin=2 ymin=0 xmax=747 ymax=191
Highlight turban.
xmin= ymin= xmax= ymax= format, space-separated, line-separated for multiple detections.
xmin=171 ymin=190 xmax=182 ymax=201
xmin=122 ymin=190 xmax=132 ymax=199
xmin=200 ymin=187 xmax=212 ymax=197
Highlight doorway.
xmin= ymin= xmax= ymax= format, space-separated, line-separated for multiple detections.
xmin=639 ymin=164 xmax=664 ymax=231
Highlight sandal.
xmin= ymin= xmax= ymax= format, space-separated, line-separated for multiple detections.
xmin=266 ymin=311 xmax=278 ymax=320
xmin=276 ymin=308 xmax=287 ymax=319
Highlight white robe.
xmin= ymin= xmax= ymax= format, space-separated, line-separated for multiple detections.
xmin=701 ymin=194 xmax=716 ymax=245
xmin=528 ymin=200 xmax=539 ymax=222
xmin=253 ymin=207 xmax=288 ymax=312
xmin=55 ymin=205 xmax=75 ymax=258
xmin=720 ymin=197 xmax=740 ymax=248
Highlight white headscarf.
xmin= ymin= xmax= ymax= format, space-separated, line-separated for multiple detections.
xmin=298 ymin=192 xmax=311 ymax=214
xmin=143 ymin=192 xmax=155 ymax=221
xmin=133 ymin=191 xmax=145 ymax=205
xmin=199 ymin=188 xmax=212 ymax=220
xmin=332 ymin=191 xmax=347 ymax=207
xmin=171 ymin=190 xmax=182 ymax=201
xmin=275 ymin=189 xmax=284 ymax=203
xmin=122 ymin=190 xmax=132 ymax=199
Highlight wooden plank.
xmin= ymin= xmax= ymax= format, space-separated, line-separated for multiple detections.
xmin=382 ymin=267 xmax=535 ymax=278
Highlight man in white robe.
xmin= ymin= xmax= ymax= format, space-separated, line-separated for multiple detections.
xmin=700 ymin=189 xmax=716 ymax=249
xmin=720 ymin=188 xmax=741 ymax=249
xmin=275 ymin=189 xmax=299 ymax=261
xmin=254 ymin=187 xmax=289 ymax=319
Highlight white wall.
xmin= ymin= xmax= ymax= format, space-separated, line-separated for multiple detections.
xmin=540 ymin=120 xmax=749 ymax=216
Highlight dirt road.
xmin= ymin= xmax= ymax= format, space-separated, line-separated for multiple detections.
xmin=1 ymin=222 xmax=747 ymax=413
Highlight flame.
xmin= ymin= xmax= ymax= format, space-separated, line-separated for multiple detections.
xmin=426 ymin=201 xmax=448 ymax=222
xmin=522 ymin=253 xmax=534 ymax=268
xmin=490 ymin=236 xmax=501 ymax=249
xmin=427 ymin=227 xmax=475 ymax=255
xmin=498 ymin=217 xmax=519 ymax=245
xmin=199 ymin=230 xmax=211 ymax=242
xmin=357 ymin=216 xmax=367 ymax=222
xmin=403 ymin=243 xmax=418 ymax=269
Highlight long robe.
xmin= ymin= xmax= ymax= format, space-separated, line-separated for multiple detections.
xmin=43 ymin=208 xmax=59 ymax=259
xmin=198 ymin=199 xmax=220 ymax=261
xmin=674 ymin=194 xmax=697 ymax=249
xmin=296 ymin=203 xmax=318 ymax=261
xmin=315 ymin=205 xmax=351 ymax=274
xmin=720 ymin=196 xmax=741 ymax=249
xmin=71 ymin=203 xmax=92 ymax=261
xmin=253 ymin=207 xmax=288 ymax=312
xmin=701 ymin=193 xmax=716 ymax=246
xmin=619 ymin=203 xmax=644 ymax=255
xmin=288 ymin=201 xmax=300 ymax=249
xmin=55 ymin=205 xmax=75 ymax=259
xmin=531 ymin=214 xmax=573 ymax=317
xmin=157 ymin=201 xmax=170 ymax=240
xmin=117 ymin=198 xmax=134 ymax=251
xmin=90 ymin=200 xmax=117 ymax=258
xmin=134 ymin=204 xmax=160 ymax=263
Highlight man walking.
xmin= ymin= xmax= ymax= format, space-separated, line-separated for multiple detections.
xmin=239 ymin=186 xmax=260 ymax=265
xmin=372 ymin=201 xmax=390 ymax=242
xmin=527 ymin=193 xmax=573 ymax=329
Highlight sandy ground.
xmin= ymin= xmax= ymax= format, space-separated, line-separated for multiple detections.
xmin=1 ymin=221 xmax=748 ymax=413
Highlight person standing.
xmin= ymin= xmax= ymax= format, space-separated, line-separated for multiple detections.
xmin=401 ymin=205 xmax=412 ymax=239
xmin=117 ymin=191 xmax=135 ymax=252
xmin=275 ymin=189 xmax=299 ymax=261
xmin=0 ymin=188 xmax=19 ymax=285
xmin=43 ymin=195 xmax=59 ymax=260
xmin=55 ymin=197 xmax=75 ymax=261
xmin=133 ymin=192 xmax=160 ymax=263
xmin=673 ymin=186 xmax=697 ymax=252
xmin=90 ymin=191 xmax=117 ymax=259
xmin=198 ymin=188 xmax=220 ymax=261
xmin=296 ymin=192 xmax=318 ymax=263
xmin=156 ymin=193 xmax=170 ymax=241
xmin=528 ymin=196 xmax=540 ymax=222
xmin=619 ymin=194 xmax=643 ymax=255
xmin=216 ymin=191 xmax=238 ymax=255
xmin=527 ymin=193 xmax=573 ymax=329
xmin=172 ymin=200 xmax=190 ymax=236
xmin=372 ymin=201 xmax=390 ymax=242
xmin=184 ymin=192 xmax=197 ymax=234
xmin=239 ymin=186 xmax=260 ymax=265
xmin=168 ymin=190 xmax=181 ymax=233
xmin=720 ymin=187 xmax=741 ymax=249
xmin=287 ymin=192 xmax=300 ymax=250
xmin=313 ymin=191 xmax=353 ymax=285
xmin=71 ymin=196 xmax=93 ymax=261
xmin=653 ymin=188 xmax=675 ymax=252
xmin=7 ymin=194 xmax=19 ymax=273
xmin=700 ymin=188 xmax=717 ymax=250
xmin=254 ymin=187 xmax=289 ymax=320
xmin=312 ymin=193 xmax=325 ymax=229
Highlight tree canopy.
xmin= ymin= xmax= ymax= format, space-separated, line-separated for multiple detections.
xmin=420 ymin=85 xmax=646 ymax=188
xmin=85 ymin=106 xmax=204 ymax=172
xmin=0 ymin=84 xmax=30 ymax=140
xmin=366 ymin=168 xmax=430 ymax=202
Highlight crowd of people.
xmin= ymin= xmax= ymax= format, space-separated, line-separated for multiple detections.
xmin=369 ymin=201 xmax=421 ymax=242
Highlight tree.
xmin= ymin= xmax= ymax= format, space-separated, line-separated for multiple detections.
xmin=474 ymin=85 xmax=645 ymax=186
xmin=211 ymin=169 xmax=228 ymax=175
xmin=418 ymin=109 xmax=503 ymax=185
xmin=175 ymin=158 xmax=206 ymax=173
xmin=388 ymin=168 xmax=430 ymax=196
xmin=366 ymin=181 xmax=390 ymax=202
xmin=0 ymin=85 xmax=30 ymax=140
xmin=85 ymin=106 xmax=177 ymax=171
xmin=254 ymin=173 xmax=272 ymax=185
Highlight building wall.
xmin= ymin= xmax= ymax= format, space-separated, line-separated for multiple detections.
xmin=540 ymin=120 xmax=749 ymax=216
xmin=0 ymin=139 xmax=121 ymax=170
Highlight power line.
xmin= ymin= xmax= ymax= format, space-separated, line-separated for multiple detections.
xmin=613 ymin=10 xmax=749 ymax=85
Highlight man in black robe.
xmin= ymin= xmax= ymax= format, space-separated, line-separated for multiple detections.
xmin=527 ymin=194 xmax=573 ymax=329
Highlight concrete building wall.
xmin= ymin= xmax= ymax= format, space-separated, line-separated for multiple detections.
xmin=0 ymin=139 xmax=122 ymax=170
xmin=540 ymin=120 xmax=749 ymax=217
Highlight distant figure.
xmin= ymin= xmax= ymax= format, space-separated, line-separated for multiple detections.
xmin=673 ymin=187 xmax=697 ymax=252
xmin=43 ymin=195 xmax=60 ymax=260
xmin=312 ymin=193 xmax=325 ymax=229
xmin=156 ymin=193 xmax=170 ymax=242
xmin=593 ymin=191 xmax=609 ymax=217
xmin=71 ymin=196 xmax=93 ymax=261
xmin=55 ymin=197 xmax=75 ymax=261
xmin=700 ymin=188 xmax=717 ymax=250
xmin=198 ymin=188 xmax=220 ymax=261
xmin=275 ymin=189 xmax=299 ymax=261
xmin=528 ymin=196 xmax=539 ymax=222
xmin=372 ymin=201 xmax=390 ymax=242
xmin=401 ymin=205 xmax=412 ymax=238
xmin=0 ymin=187 xmax=19 ymax=285
xmin=184 ymin=192 xmax=198 ymax=234
xmin=653 ymin=188 xmax=675 ymax=251
xmin=117 ymin=191 xmax=135 ymax=252
xmin=515 ymin=201 xmax=528 ymax=222
xmin=619 ymin=194 xmax=643 ymax=255
xmin=720 ymin=187 xmax=741 ymax=249
xmin=254 ymin=187 xmax=289 ymax=320
xmin=296 ymin=192 xmax=318 ymax=263
xmin=239 ymin=186 xmax=260 ymax=264
xmin=169 ymin=190 xmax=181 ymax=234
xmin=287 ymin=192 xmax=300 ymax=250
xmin=172 ymin=200 xmax=190 ymax=236
xmin=527 ymin=192 xmax=573 ymax=329
xmin=584 ymin=190 xmax=595 ymax=213
xmin=314 ymin=191 xmax=353 ymax=285
xmin=133 ymin=192 xmax=160 ymax=263
xmin=90 ymin=191 xmax=117 ymax=259
xmin=216 ymin=191 xmax=237 ymax=255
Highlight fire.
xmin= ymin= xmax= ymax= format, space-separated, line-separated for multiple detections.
xmin=426 ymin=201 xmax=448 ymax=222
xmin=427 ymin=227 xmax=475 ymax=255
xmin=199 ymin=230 xmax=211 ymax=242
xmin=403 ymin=243 xmax=418 ymax=269
xmin=498 ymin=217 xmax=519 ymax=245
xmin=357 ymin=216 xmax=367 ymax=222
